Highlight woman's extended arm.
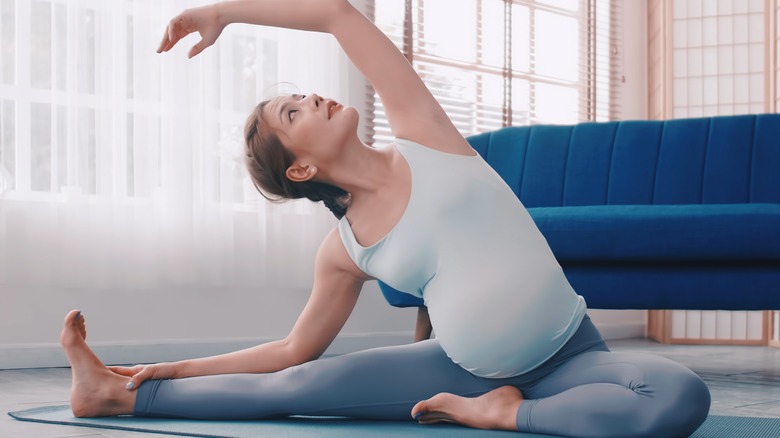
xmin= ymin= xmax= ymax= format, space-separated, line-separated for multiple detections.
xmin=159 ymin=0 xmax=473 ymax=155
xmin=116 ymin=229 xmax=368 ymax=390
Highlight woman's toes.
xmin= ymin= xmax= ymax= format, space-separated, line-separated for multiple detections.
xmin=412 ymin=387 xmax=522 ymax=431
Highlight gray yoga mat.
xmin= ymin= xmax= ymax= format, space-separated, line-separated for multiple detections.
xmin=10 ymin=404 xmax=780 ymax=437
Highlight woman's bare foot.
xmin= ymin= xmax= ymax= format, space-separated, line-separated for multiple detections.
xmin=411 ymin=386 xmax=523 ymax=431
xmin=60 ymin=309 xmax=136 ymax=417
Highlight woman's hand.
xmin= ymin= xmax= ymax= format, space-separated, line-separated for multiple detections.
xmin=108 ymin=362 xmax=179 ymax=391
xmin=157 ymin=4 xmax=226 ymax=59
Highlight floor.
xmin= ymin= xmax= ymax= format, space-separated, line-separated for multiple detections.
xmin=2 ymin=338 xmax=780 ymax=438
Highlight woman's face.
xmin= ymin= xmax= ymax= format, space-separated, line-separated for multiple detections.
xmin=262 ymin=93 xmax=359 ymax=166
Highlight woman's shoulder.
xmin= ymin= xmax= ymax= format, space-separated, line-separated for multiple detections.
xmin=393 ymin=119 xmax=476 ymax=157
xmin=394 ymin=137 xmax=477 ymax=158
xmin=318 ymin=227 xmax=372 ymax=281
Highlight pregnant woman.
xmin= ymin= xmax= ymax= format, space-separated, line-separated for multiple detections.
xmin=60 ymin=1 xmax=710 ymax=436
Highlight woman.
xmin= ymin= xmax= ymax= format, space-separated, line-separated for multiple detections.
xmin=60 ymin=1 xmax=711 ymax=436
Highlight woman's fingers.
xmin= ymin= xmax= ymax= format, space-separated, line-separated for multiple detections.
xmin=107 ymin=365 xmax=142 ymax=377
xmin=122 ymin=363 xmax=178 ymax=391
xmin=125 ymin=366 xmax=154 ymax=391
xmin=188 ymin=41 xmax=203 ymax=59
xmin=168 ymin=17 xmax=179 ymax=45
xmin=158 ymin=6 xmax=222 ymax=58
xmin=188 ymin=37 xmax=212 ymax=59
xmin=157 ymin=28 xmax=170 ymax=53
xmin=157 ymin=22 xmax=206 ymax=57
xmin=156 ymin=14 xmax=188 ymax=54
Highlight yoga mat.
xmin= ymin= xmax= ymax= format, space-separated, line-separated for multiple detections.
xmin=9 ymin=405 xmax=778 ymax=437
xmin=8 ymin=405 xmax=556 ymax=437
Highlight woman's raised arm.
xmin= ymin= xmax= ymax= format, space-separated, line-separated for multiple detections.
xmin=159 ymin=0 xmax=472 ymax=154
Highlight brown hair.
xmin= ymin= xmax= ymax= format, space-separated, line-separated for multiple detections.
xmin=244 ymin=100 xmax=351 ymax=219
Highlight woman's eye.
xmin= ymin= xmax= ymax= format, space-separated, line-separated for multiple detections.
xmin=288 ymin=110 xmax=298 ymax=122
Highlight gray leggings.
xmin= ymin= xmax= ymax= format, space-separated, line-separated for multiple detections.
xmin=134 ymin=316 xmax=711 ymax=438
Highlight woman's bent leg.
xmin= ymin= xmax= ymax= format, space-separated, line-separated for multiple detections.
xmin=516 ymin=351 xmax=711 ymax=438
xmin=134 ymin=339 xmax=496 ymax=420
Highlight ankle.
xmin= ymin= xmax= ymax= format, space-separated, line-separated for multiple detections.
xmin=71 ymin=372 xmax=134 ymax=417
xmin=484 ymin=386 xmax=523 ymax=431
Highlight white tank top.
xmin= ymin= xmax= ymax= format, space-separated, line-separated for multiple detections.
xmin=338 ymin=138 xmax=586 ymax=378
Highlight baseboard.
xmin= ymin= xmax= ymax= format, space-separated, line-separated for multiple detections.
xmin=0 ymin=332 xmax=415 ymax=370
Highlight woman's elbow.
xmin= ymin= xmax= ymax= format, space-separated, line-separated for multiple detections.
xmin=282 ymin=338 xmax=324 ymax=366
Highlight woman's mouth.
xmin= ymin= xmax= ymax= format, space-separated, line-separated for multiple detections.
xmin=327 ymin=101 xmax=342 ymax=119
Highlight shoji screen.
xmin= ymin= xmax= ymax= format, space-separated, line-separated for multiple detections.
xmin=672 ymin=0 xmax=766 ymax=117
xmin=774 ymin=0 xmax=779 ymax=346
xmin=648 ymin=0 xmax=776 ymax=345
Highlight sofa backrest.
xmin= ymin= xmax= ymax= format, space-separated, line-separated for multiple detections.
xmin=467 ymin=114 xmax=780 ymax=208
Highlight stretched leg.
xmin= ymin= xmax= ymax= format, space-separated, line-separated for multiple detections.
xmin=61 ymin=308 xmax=511 ymax=422
xmin=514 ymin=350 xmax=711 ymax=438
xmin=134 ymin=338 xmax=504 ymax=420
xmin=60 ymin=310 xmax=136 ymax=417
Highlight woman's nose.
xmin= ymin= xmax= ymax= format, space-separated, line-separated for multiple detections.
xmin=307 ymin=94 xmax=324 ymax=108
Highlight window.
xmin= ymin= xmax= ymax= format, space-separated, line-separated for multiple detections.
xmin=0 ymin=0 xmax=342 ymax=290
xmin=0 ymin=0 xmax=276 ymax=204
xmin=367 ymin=0 xmax=622 ymax=145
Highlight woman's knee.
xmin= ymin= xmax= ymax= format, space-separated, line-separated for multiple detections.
xmin=640 ymin=357 xmax=711 ymax=437
xmin=669 ymin=369 xmax=710 ymax=435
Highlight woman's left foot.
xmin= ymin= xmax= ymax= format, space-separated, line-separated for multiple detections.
xmin=60 ymin=310 xmax=136 ymax=417
xmin=411 ymin=385 xmax=522 ymax=431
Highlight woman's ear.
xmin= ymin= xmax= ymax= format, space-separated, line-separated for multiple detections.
xmin=285 ymin=163 xmax=318 ymax=182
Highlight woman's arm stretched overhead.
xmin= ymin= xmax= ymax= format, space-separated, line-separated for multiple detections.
xmin=158 ymin=0 xmax=473 ymax=155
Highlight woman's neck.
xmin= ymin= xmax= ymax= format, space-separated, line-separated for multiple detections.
xmin=317 ymin=142 xmax=396 ymax=201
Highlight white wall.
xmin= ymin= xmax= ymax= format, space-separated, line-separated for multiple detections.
xmin=0 ymin=280 xmax=417 ymax=369
xmin=0 ymin=0 xmax=650 ymax=370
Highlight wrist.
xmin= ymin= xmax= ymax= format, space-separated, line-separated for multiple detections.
xmin=172 ymin=360 xmax=190 ymax=379
xmin=212 ymin=2 xmax=229 ymax=29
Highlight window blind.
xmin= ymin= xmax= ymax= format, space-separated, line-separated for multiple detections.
xmin=366 ymin=0 xmax=622 ymax=145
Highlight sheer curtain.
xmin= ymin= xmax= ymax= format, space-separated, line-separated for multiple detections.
xmin=0 ymin=0 xmax=343 ymax=294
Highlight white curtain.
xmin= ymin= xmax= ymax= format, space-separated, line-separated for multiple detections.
xmin=0 ymin=0 xmax=343 ymax=294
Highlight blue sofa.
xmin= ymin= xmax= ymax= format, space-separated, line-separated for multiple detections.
xmin=379 ymin=114 xmax=780 ymax=310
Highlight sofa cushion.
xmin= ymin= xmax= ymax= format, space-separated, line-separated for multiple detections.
xmin=529 ymin=203 xmax=780 ymax=262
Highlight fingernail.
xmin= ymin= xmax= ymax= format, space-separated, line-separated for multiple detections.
xmin=414 ymin=412 xmax=423 ymax=420
xmin=125 ymin=381 xmax=135 ymax=390
xmin=75 ymin=311 xmax=82 ymax=320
